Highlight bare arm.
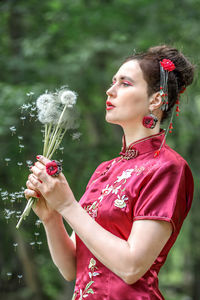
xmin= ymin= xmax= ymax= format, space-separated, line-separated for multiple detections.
xmin=61 ymin=201 xmax=172 ymax=284
xmin=43 ymin=214 xmax=76 ymax=281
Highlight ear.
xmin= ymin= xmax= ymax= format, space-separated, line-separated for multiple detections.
xmin=149 ymin=92 xmax=162 ymax=111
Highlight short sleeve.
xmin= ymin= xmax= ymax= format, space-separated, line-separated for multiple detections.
xmin=133 ymin=160 xmax=194 ymax=233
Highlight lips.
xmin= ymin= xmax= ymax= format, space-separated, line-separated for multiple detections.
xmin=106 ymin=101 xmax=115 ymax=110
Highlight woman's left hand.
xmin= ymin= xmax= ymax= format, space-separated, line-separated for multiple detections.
xmin=28 ymin=156 xmax=75 ymax=213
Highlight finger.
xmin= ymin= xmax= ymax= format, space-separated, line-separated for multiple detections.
xmin=36 ymin=155 xmax=51 ymax=166
xmin=33 ymin=161 xmax=45 ymax=170
xmin=28 ymin=173 xmax=42 ymax=189
xmin=31 ymin=164 xmax=48 ymax=183
xmin=24 ymin=188 xmax=40 ymax=200
xmin=26 ymin=179 xmax=39 ymax=191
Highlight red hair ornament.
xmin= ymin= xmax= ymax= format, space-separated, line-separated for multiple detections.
xmin=160 ymin=59 xmax=175 ymax=111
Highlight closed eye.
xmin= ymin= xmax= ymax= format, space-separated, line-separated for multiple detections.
xmin=122 ymin=81 xmax=133 ymax=87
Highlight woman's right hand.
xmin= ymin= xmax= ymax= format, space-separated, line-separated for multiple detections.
xmin=24 ymin=174 xmax=61 ymax=224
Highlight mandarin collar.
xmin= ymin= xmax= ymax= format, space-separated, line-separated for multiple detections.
xmin=119 ymin=130 xmax=165 ymax=160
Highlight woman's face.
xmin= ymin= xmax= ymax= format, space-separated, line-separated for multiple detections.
xmin=105 ymin=60 xmax=150 ymax=127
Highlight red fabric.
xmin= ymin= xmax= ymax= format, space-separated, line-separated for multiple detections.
xmin=73 ymin=130 xmax=193 ymax=299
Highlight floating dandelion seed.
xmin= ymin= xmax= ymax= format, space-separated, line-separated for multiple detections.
xmin=20 ymin=116 xmax=26 ymax=125
xmin=7 ymin=272 xmax=12 ymax=280
xmin=30 ymin=242 xmax=35 ymax=249
xmin=4 ymin=158 xmax=11 ymax=166
xmin=35 ymin=219 xmax=42 ymax=227
xmin=26 ymin=160 xmax=33 ymax=167
xmin=37 ymin=241 xmax=42 ymax=249
xmin=29 ymin=113 xmax=35 ymax=119
xmin=17 ymin=162 xmax=23 ymax=170
xmin=34 ymin=232 xmax=40 ymax=240
xmin=19 ymin=144 xmax=24 ymax=152
xmin=1 ymin=191 xmax=8 ymax=196
xmin=59 ymin=146 xmax=64 ymax=154
xmin=10 ymin=199 xmax=16 ymax=207
xmin=17 ymin=274 xmax=23 ymax=283
xmin=10 ymin=126 xmax=16 ymax=135
xmin=5 ymin=215 xmax=10 ymax=223
xmin=13 ymin=243 xmax=18 ymax=251
xmin=2 ymin=196 xmax=8 ymax=202
xmin=72 ymin=132 xmax=82 ymax=140
xmin=26 ymin=92 xmax=34 ymax=97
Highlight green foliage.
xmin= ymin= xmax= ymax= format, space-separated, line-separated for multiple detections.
xmin=0 ymin=0 xmax=199 ymax=299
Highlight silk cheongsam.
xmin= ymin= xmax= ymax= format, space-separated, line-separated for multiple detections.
xmin=72 ymin=130 xmax=194 ymax=300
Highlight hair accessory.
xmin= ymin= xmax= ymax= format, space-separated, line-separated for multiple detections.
xmin=46 ymin=160 xmax=62 ymax=177
xmin=142 ymin=113 xmax=158 ymax=129
xmin=159 ymin=59 xmax=175 ymax=111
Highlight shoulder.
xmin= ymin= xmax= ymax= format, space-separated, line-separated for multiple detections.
xmin=162 ymin=144 xmax=192 ymax=175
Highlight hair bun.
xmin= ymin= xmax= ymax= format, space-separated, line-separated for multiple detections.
xmin=148 ymin=45 xmax=194 ymax=91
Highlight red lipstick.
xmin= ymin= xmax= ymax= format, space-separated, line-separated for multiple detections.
xmin=106 ymin=101 xmax=115 ymax=110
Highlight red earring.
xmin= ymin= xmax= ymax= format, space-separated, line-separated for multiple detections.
xmin=142 ymin=113 xmax=158 ymax=129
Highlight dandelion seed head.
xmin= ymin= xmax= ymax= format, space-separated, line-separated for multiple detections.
xmin=36 ymin=93 xmax=55 ymax=111
xmin=59 ymin=90 xmax=77 ymax=107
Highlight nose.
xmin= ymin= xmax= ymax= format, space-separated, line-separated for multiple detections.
xmin=106 ymin=84 xmax=117 ymax=98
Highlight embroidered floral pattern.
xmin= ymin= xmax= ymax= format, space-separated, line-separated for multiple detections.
xmin=72 ymin=258 xmax=100 ymax=300
xmin=115 ymin=169 xmax=134 ymax=183
xmin=114 ymin=195 xmax=128 ymax=208
xmin=84 ymin=162 xmax=161 ymax=218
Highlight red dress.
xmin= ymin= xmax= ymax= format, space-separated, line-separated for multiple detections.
xmin=72 ymin=131 xmax=193 ymax=300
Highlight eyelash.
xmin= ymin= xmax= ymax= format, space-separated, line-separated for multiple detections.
xmin=110 ymin=81 xmax=132 ymax=87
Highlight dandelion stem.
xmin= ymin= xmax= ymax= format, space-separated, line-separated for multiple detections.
xmin=43 ymin=123 xmax=52 ymax=157
xmin=48 ymin=128 xmax=67 ymax=159
xmin=16 ymin=197 xmax=35 ymax=229
xmin=46 ymin=105 xmax=67 ymax=157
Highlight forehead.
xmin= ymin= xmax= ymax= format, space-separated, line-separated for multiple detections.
xmin=115 ymin=60 xmax=144 ymax=81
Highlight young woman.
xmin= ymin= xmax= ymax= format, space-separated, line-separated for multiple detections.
xmin=25 ymin=45 xmax=194 ymax=299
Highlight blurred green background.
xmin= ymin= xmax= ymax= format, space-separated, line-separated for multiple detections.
xmin=0 ymin=0 xmax=199 ymax=299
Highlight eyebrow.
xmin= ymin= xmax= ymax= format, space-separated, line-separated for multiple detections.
xmin=112 ymin=75 xmax=134 ymax=83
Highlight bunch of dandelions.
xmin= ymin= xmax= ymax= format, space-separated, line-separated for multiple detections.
xmin=16 ymin=88 xmax=79 ymax=229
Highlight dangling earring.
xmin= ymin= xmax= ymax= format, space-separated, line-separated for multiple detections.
xmin=142 ymin=112 xmax=158 ymax=129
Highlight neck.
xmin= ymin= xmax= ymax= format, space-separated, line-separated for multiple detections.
xmin=122 ymin=124 xmax=160 ymax=147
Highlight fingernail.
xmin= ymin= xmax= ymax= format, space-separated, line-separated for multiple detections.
xmin=36 ymin=193 xmax=40 ymax=198
xmin=39 ymin=180 xmax=43 ymax=183
xmin=36 ymin=155 xmax=41 ymax=159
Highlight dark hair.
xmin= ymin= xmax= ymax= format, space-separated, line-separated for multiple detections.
xmin=123 ymin=45 xmax=195 ymax=121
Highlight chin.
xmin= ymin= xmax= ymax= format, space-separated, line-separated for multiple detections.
xmin=105 ymin=115 xmax=120 ymax=125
